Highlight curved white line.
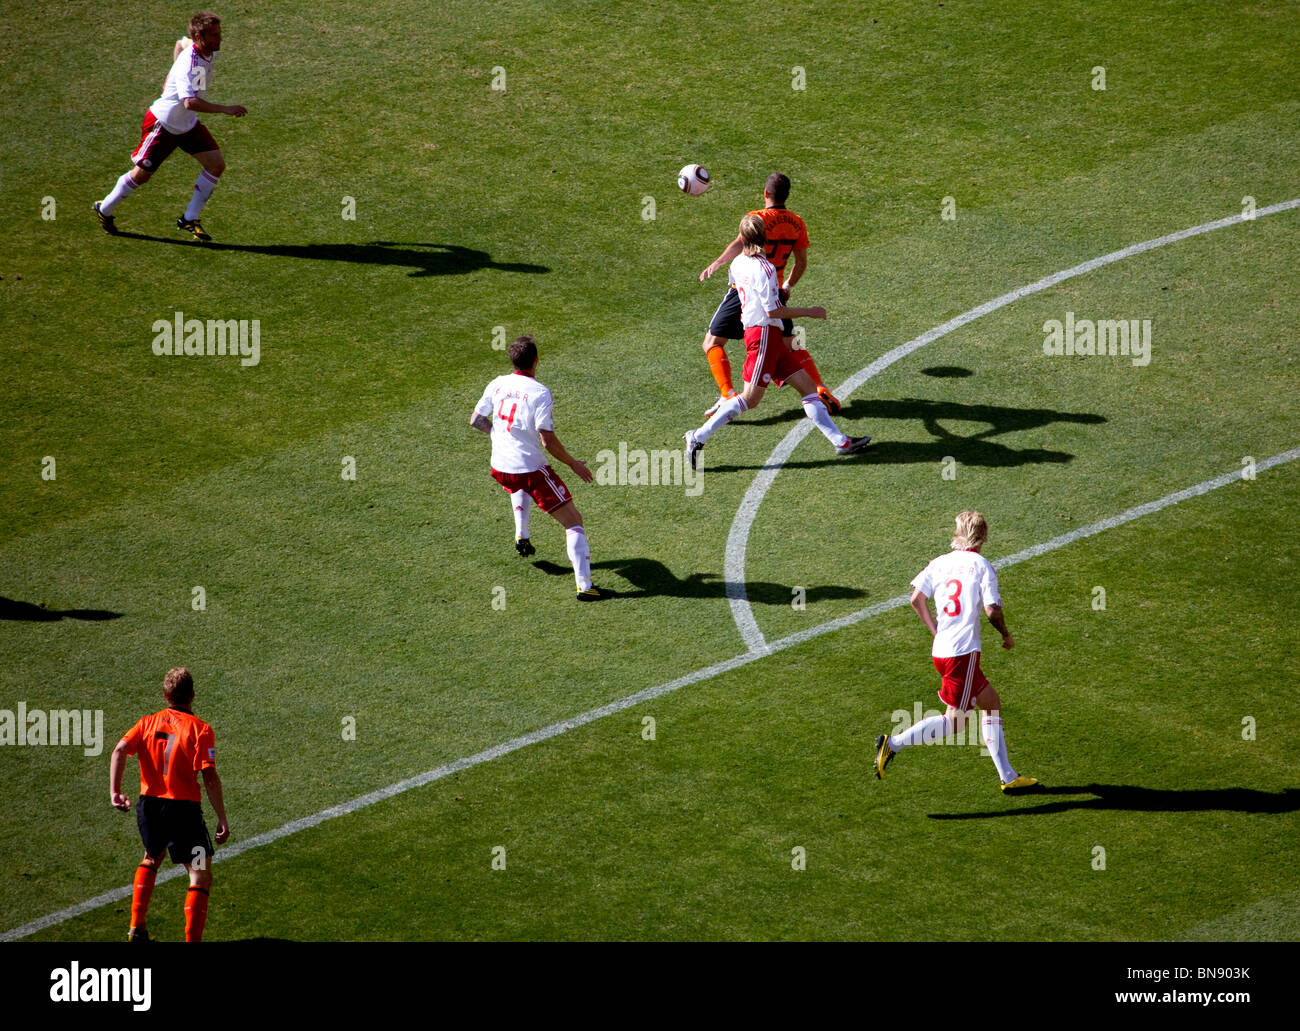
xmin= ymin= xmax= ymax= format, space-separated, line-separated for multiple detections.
xmin=725 ymin=198 xmax=1300 ymax=651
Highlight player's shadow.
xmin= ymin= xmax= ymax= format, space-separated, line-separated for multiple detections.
xmin=531 ymin=558 xmax=865 ymax=604
xmin=928 ymin=785 xmax=1300 ymax=820
xmin=112 ymin=233 xmax=548 ymax=278
xmin=707 ymin=396 xmax=1103 ymax=471
xmin=0 ymin=597 xmax=122 ymax=622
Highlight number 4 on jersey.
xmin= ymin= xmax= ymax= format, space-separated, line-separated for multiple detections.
xmin=497 ymin=398 xmax=517 ymax=432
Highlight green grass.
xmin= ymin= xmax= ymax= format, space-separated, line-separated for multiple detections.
xmin=1 ymin=0 xmax=1297 ymax=940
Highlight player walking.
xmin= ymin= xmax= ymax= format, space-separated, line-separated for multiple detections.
xmin=698 ymin=172 xmax=840 ymax=417
xmin=109 ymin=667 xmax=230 ymax=942
xmin=472 ymin=335 xmax=614 ymax=601
xmin=683 ymin=215 xmax=870 ymax=467
xmin=873 ymin=511 xmax=1039 ymax=793
xmin=93 ymin=12 xmax=247 ymax=242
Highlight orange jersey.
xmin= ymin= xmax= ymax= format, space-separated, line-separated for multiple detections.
xmin=752 ymin=207 xmax=810 ymax=284
xmin=120 ymin=707 xmax=216 ymax=802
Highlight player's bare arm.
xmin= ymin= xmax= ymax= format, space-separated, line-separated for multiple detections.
xmin=784 ymin=247 xmax=808 ymax=291
xmin=769 ymin=304 xmax=827 ymax=320
xmin=701 ymin=234 xmax=745 ymax=280
xmin=910 ymin=588 xmax=937 ymax=637
xmin=469 ymin=413 xmax=492 ymax=434
xmin=109 ymin=740 xmax=132 ymax=810
xmin=540 ymin=429 xmax=593 ymax=483
xmin=183 ymin=96 xmax=247 ymax=117
xmin=986 ymin=603 xmax=1014 ymax=649
xmin=202 ymin=767 xmax=230 ymax=844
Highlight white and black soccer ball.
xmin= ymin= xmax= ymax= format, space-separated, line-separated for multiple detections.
xmin=677 ymin=163 xmax=711 ymax=196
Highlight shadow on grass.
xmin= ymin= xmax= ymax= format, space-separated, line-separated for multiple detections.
xmin=112 ymin=232 xmax=549 ymax=278
xmin=704 ymin=396 xmax=1103 ymax=472
xmin=531 ymin=558 xmax=865 ymax=604
xmin=0 ymin=597 xmax=122 ymax=622
xmin=929 ymin=785 xmax=1300 ymax=820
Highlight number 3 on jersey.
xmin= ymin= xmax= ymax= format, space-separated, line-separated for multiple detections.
xmin=497 ymin=398 xmax=517 ymax=432
xmin=942 ymin=578 xmax=962 ymax=616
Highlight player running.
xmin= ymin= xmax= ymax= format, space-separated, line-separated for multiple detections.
xmin=93 ymin=12 xmax=247 ymax=242
xmin=471 ymin=335 xmax=614 ymax=601
xmin=698 ymin=172 xmax=840 ymax=417
xmin=110 ymin=667 xmax=230 ymax=942
xmin=873 ymin=511 xmax=1039 ymax=794
xmin=684 ymin=215 xmax=870 ymax=467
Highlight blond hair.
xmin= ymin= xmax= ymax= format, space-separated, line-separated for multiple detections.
xmin=739 ymin=213 xmax=766 ymax=256
xmin=951 ymin=510 xmax=989 ymax=551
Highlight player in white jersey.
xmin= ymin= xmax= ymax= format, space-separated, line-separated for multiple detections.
xmin=874 ymin=511 xmax=1039 ymax=793
xmin=94 ymin=12 xmax=247 ymax=242
xmin=683 ymin=215 xmax=870 ymax=468
xmin=471 ymin=336 xmax=614 ymax=601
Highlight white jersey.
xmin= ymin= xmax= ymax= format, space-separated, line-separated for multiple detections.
xmin=149 ymin=39 xmax=213 ymax=134
xmin=474 ymin=372 xmax=555 ymax=474
xmin=728 ymin=252 xmax=782 ymax=330
xmin=911 ymin=550 xmax=1002 ymax=658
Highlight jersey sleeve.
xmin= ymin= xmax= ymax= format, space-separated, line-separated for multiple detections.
xmin=533 ymin=388 xmax=555 ymax=432
xmin=757 ymin=261 xmax=781 ymax=312
xmin=175 ymin=51 xmax=200 ymax=100
xmin=473 ymin=382 xmax=495 ymax=419
xmin=119 ymin=718 xmax=144 ymax=756
xmin=910 ymin=561 xmax=935 ymax=597
xmin=196 ymin=723 xmax=216 ymax=772
xmin=979 ymin=560 xmax=1002 ymax=608
xmin=797 ymin=218 xmax=810 ymax=250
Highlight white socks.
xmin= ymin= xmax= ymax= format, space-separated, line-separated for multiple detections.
xmin=184 ymin=169 xmax=221 ymax=221
xmin=981 ymin=713 xmax=1016 ymax=783
xmin=511 ymin=490 xmax=531 ymax=541
xmin=565 ymin=526 xmax=591 ymax=591
xmin=695 ymin=394 xmax=748 ymax=443
xmin=888 ymin=714 xmax=951 ymax=752
xmin=801 ymin=393 xmax=848 ymax=448
xmin=100 ymin=172 xmax=139 ymax=214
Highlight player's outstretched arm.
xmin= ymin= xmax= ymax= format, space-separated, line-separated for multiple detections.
xmin=540 ymin=429 xmax=592 ymax=483
xmin=183 ymin=97 xmax=247 ymax=117
xmin=469 ymin=413 xmax=492 ymax=434
xmin=985 ymin=603 xmax=1014 ymax=649
xmin=202 ymin=767 xmax=230 ymax=844
xmin=109 ymin=740 xmax=132 ymax=811
xmin=910 ymin=588 xmax=937 ymax=637
xmin=769 ymin=304 xmax=826 ymax=320
xmin=701 ymin=234 xmax=745 ymax=281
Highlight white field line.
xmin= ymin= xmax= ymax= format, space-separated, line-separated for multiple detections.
xmin=5 ymin=444 xmax=1297 ymax=942
xmin=6 ymin=200 xmax=1297 ymax=942
xmin=725 ymin=198 xmax=1300 ymax=653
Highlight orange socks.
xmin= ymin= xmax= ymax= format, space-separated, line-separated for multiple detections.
xmin=130 ymin=864 xmax=157 ymax=931
xmin=706 ymin=345 xmax=736 ymax=397
xmin=794 ymin=347 xmax=825 ymax=387
xmin=184 ymin=886 xmax=209 ymax=942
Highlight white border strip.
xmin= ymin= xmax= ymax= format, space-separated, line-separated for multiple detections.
xmin=725 ymin=198 xmax=1300 ymax=653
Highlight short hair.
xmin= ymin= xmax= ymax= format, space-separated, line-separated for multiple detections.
xmin=739 ymin=213 xmax=766 ymax=256
xmin=163 ymin=667 xmax=195 ymax=706
xmin=951 ymin=510 xmax=989 ymax=551
xmin=508 ymin=335 xmax=538 ymax=371
xmin=765 ymin=172 xmax=791 ymax=206
xmin=189 ymin=11 xmax=221 ymax=40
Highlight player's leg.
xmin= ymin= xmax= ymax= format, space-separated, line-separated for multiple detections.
xmin=128 ymin=853 xmax=162 ymax=941
xmin=784 ymin=367 xmax=869 ymax=454
xmin=183 ymin=862 xmax=213 ymax=943
xmin=95 ymin=113 xmax=170 ymax=232
xmin=511 ymin=489 xmax=534 ymax=556
xmin=177 ymin=124 xmax=224 ymax=240
xmin=548 ymin=498 xmax=612 ymax=600
xmin=973 ymin=681 xmax=1038 ymax=792
xmin=874 ymin=706 xmax=956 ymax=778
xmin=787 ymin=339 xmax=840 ymax=413
xmin=702 ymin=289 xmax=743 ymax=414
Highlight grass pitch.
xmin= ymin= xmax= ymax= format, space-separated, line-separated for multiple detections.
xmin=1 ymin=0 xmax=1297 ymax=941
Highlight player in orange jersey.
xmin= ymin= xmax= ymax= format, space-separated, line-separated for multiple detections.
xmin=110 ymin=667 xmax=229 ymax=941
xmin=698 ymin=172 xmax=841 ymax=417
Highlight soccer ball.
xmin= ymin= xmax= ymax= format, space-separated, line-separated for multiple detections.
xmin=677 ymin=164 xmax=711 ymax=196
